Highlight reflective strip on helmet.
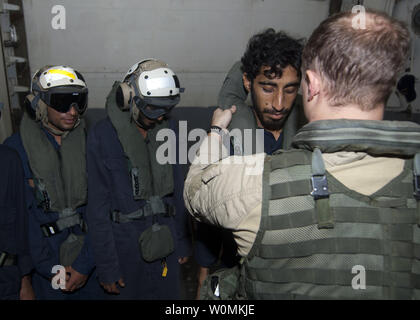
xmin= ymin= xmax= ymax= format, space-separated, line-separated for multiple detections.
xmin=145 ymin=77 xmax=175 ymax=91
xmin=138 ymin=68 xmax=179 ymax=97
xmin=47 ymin=69 xmax=76 ymax=79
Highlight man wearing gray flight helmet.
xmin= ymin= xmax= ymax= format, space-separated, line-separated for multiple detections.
xmin=4 ymin=65 xmax=103 ymax=299
xmin=87 ymin=59 xmax=191 ymax=299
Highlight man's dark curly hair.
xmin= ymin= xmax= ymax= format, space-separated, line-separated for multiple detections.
xmin=241 ymin=28 xmax=304 ymax=81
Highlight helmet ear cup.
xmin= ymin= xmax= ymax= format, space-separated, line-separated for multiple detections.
xmin=116 ymin=82 xmax=134 ymax=111
xmin=35 ymin=98 xmax=49 ymax=122
xmin=24 ymin=94 xmax=49 ymax=121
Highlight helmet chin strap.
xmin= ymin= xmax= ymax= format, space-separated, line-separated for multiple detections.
xmin=42 ymin=117 xmax=81 ymax=138
xmin=132 ymin=116 xmax=154 ymax=131
xmin=132 ymin=112 xmax=156 ymax=131
xmin=131 ymin=101 xmax=156 ymax=130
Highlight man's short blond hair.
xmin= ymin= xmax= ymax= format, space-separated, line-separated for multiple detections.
xmin=302 ymin=10 xmax=411 ymax=110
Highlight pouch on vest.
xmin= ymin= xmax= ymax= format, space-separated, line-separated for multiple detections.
xmin=59 ymin=233 xmax=85 ymax=267
xmin=138 ymin=222 xmax=174 ymax=262
xmin=200 ymin=266 xmax=245 ymax=300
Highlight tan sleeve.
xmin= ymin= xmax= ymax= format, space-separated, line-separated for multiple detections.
xmin=234 ymin=203 xmax=262 ymax=256
xmin=184 ymin=134 xmax=264 ymax=250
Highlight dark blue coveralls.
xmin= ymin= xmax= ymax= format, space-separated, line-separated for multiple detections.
xmin=86 ymin=117 xmax=191 ymax=300
xmin=0 ymin=145 xmax=32 ymax=299
xmin=4 ymin=130 xmax=103 ymax=299
xmin=194 ymin=132 xmax=284 ymax=268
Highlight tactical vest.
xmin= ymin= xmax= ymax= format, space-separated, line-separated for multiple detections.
xmin=106 ymin=81 xmax=175 ymax=222
xmin=227 ymin=95 xmax=305 ymax=155
xmin=20 ymin=112 xmax=87 ymax=237
xmin=242 ymin=119 xmax=420 ymax=300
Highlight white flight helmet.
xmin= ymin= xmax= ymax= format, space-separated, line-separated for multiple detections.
xmin=25 ymin=65 xmax=88 ymax=119
xmin=116 ymin=59 xmax=184 ymax=120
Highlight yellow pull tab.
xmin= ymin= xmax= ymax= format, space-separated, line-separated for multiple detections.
xmin=162 ymin=259 xmax=168 ymax=277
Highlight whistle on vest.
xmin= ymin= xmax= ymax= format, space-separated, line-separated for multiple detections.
xmin=161 ymin=258 xmax=168 ymax=277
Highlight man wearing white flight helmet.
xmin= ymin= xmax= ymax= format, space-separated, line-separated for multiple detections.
xmin=4 ymin=65 xmax=103 ymax=299
xmin=86 ymin=59 xmax=191 ymax=299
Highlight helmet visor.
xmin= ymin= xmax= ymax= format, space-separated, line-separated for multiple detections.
xmin=134 ymin=95 xmax=180 ymax=119
xmin=49 ymin=92 xmax=88 ymax=114
xmin=40 ymin=86 xmax=88 ymax=114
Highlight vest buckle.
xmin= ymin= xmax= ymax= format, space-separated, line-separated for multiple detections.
xmin=0 ymin=251 xmax=17 ymax=267
xmin=40 ymin=221 xmax=60 ymax=237
xmin=311 ymin=175 xmax=329 ymax=200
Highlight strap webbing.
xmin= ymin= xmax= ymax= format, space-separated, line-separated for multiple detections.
xmin=243 ymin=277 xmax=413 ymax=300
xmin=270 ymin=150 xmax=311 ymax=170
xmin=265 ymin=207 xmax=417 ymax=230
xmin=311 ymin=148 xmax=333 ymax=229
xmin=270 ymin=180 xmax=311 ymax=199
xmin=111 ymin=196 xmax=174 ymax=224
xmin=56 ymin=208 xmax=83 ymax=231
xmin=245 ymin=267 xmax=415 ymax=289
xmin=257 ymin=238 xmax=416 ymax=259
xmin=41 ymin=208 xmax=85 ymax=237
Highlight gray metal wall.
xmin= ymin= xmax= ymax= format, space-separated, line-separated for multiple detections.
xmin=0 ymin=38 xmax=13 ymax=142
xmin=22 ymin=0 xmax=330 ymax=108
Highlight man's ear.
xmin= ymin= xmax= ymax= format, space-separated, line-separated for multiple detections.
xmin=242 ymin=73 xmax=251 ymax=93
xmin=305 ymin=70 xmax=321 ymax=101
